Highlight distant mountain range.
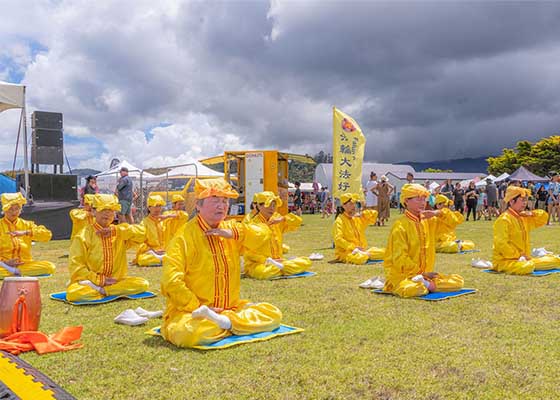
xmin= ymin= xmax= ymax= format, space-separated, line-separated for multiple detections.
xmin=68 ymin=168 xmax=101 ymax=178
xmin=396 ymin=156 xmax=491 ymax=173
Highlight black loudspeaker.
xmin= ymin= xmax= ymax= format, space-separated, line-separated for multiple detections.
xmin=31 ymin=111 xmax=64 ymax=168
xmin=32 ymin=111 xmax=63 ymax=130
xmin=17 ymin=174 xmax=78 ymax=201
xmin=21 ymin=201 xmax=79 ymax=240
xmin=34 ymin=129 xmax=63 ymax=147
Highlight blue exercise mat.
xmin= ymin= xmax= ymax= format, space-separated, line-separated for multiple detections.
xmin=49 ymin=291 xmax=157 ymax=305
xmin=269 ymin=271 xmax=316 ymax=280
xmin=366 ymin=259 xmax=383 ymax=264
xmin=458 ymin=250 xmax=480 ymax=255
xmin=482 ymin=268 xmax=560 ymax=277
xmin=146 ymin=324 xmax=304 ymax=350
xmin=372 ymin=288 xmax=477 ymax=301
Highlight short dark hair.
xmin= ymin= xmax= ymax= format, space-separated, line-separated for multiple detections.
xmin=120 ymin=167 xmax=129 ymax=172
xmin=86 ymin=175 xmax=96 ymax=182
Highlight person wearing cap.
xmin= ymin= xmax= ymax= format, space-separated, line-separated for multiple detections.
xmin=547 ymin=172 xmax=560 ymax=225
xmin=243 ymin=191 xmax=311 ymax=279
xmin=492 ymin=186 xmax=560 ymax=275
xmin=116 ymin=167 xmax=134 ymax=224
xmin=161 ymin=178 xmax=281 ymax=348
xmin=433 ymin=194 xmax=476 ymax=253
xmin=67 ymin=194 xmax=148 ymax=301
xmin=70 ymin=194 xmax=95 ymax=240
xmin=0 ymin=193 xmax=55 ymax=278
xmin=162 ymin=194 xmax=189 ymax=248
xmin=332 ymin=193 xmax=385 ymax=264
xmin=134 ymin=194 xmax=168 ymax=266
xmin=383 ymin=184 xmax=465 ymax=297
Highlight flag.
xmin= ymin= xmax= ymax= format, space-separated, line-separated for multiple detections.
xmin=332 ymin=107 xmax=366 ymax=200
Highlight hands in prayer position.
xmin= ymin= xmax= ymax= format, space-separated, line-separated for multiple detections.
xmin=8 ymin=230 xmax=30 ymax=237
xmin=205 ymin=229 xmax=233 ymax=239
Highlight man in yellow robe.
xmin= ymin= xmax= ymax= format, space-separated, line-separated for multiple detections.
xmin=434 ymin=194 xmax=476 ymax=253
xmin=161 ymin=178 xmax=281 ymax=348
xmin=69 ymin=194 xmax=95 ymax=239
xmin=67 ymin=194 xmax=148 ymax=301
xmin=0 ymin=193 xmax=55 ymax=278
xmin=332 ymin=193 xmax=385 ymax=264
xmin=162 ymin=194 xmax=189 ymax=249
xmin=383 ymin=184 xmax=465 ymax=297
xmin=135 ymin=194 xmax=167 ymax=266
xmin=492 ymin=186 xmax=560 ymax=274
xmin=243 ymin=191 xmax=311 ymax=280
xmin=243 ymin=195 xmax=290 ymax=254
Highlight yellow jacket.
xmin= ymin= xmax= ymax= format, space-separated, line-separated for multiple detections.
xmin=162 ymin=216 xmax=269 ymax=314
xmin=0 ymin=217 xmax=52 ymax=262
xmin=136 ymin=215 xmax=165 ymax=258
xmin=162 ymin=210 xmax=189 ymax=248
xmin=69 ymin=209 xmax=94 ymax=239
xmin=492 ymin=209 xmax=548 ymax=266
xmin=333 ymin=210 xmax=378 ymax=259
xmin=69 ymin=222 xmax=146 ymax=286
xmin=435 ymin=208 xmax=464 ymax=244
xmin=243 ymin=212 xmax=301 ymax=262
xmin=384 ymin=210 xmax=453 ymax=292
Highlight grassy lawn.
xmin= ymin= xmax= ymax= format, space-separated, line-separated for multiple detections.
xmin=19 ymin=211 xmax=560 ymax=399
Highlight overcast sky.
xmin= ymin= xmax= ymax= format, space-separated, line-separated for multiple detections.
xmin=1 ymin=1 xmax=560 ymax=172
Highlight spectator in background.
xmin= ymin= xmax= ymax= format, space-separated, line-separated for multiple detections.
xmin=81 ymin=175 xmax=98 ymax=206
xmin=535 ymin=185 xmax=548 ymax=211
xmin=293 ymin=182 xmax=303 ymax=216
xmin=116 ymin=167 xmax=134 ymax=224
xmin=441 ymin=179 xmax=454 ymax=200
xmin=364 ymin=172 xmax=378 ymax=211
xmin=465 ymin=181 xmax=479 ymax=221
xmin=485 ymin=178 xmax=499 ymax=220
xmin=453 ymin=182 xmax=465 ymax=215
xmin=498 ymin=179 xmax=509 ymax=213
xmin=376 ymin=176 xmax=393 ymax=226
xmin=319 ymin=187 xmax=331 ymax=218
xmin=547 ymin=172 xmax=560 ymax=225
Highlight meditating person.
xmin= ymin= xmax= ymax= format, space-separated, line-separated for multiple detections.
xmin=161 ymin=178 xmax=282 ymax=348
xmin=0 ymin=193 xmax=55 ymax=278
xmin=383 ymin=184 xmax=465 ymax=297
xmin=162 ymin=194 xmax=189 ymax=248
xmin=492 ymin=186 xmax=560 ymax=275
xmin=434 ymin=195 xmax=476 ymax=253
xmin=243 ymin=191 xmax=311 ymax=279
xmin=67 ymin=194 xmax=149 ymax=301
xmin=134 ymin=194 xmax=167 ymax=266
xmin=332 ymin=193 xmax=385 ymax=264
xmin=69 ymin=194 xmax=95 ymax=240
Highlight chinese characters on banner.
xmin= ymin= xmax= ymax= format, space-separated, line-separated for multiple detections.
xmin=332 ymin=107 xmax=366 ymax=200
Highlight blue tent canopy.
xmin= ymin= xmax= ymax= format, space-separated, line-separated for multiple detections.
xmin=0 ymin=173 xmax=16 ymax=195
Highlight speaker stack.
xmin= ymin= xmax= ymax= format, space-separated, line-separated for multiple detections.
xmin=31 ymin=111 xmax=64 ymax=173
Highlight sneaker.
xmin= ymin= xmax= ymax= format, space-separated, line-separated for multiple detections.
xmin=471 ymin=258 xmax=492 ymax=269
xmin=309 ymin=253 xmax=324 ymax=261
xmin=531 ymin=248 xmax=553 ymax=258
xmin=134 ymin=307 xmax=163 ymax=319
xmin=359 ymin=276 xmax=384 ymax=289
xmin=114 ymin=309 xmax=148 ymax=326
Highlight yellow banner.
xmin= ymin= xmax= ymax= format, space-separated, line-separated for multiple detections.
xmin=332 ymin=107 xmax=366 ymax=199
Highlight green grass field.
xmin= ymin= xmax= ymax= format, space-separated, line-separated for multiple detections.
xmin=18 ymin=212 xmax=560 ymax=399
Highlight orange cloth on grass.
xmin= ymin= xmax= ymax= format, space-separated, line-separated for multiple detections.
xmin=0 ymin=326 xmax=83 ymax=355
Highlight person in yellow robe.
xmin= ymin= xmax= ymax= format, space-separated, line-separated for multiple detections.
xmin=69 ymin=194 xmax=95 ymax=240
xmin=434 ymin=194 xmax=476 ymax=253
xmin=492 ymin=186 xmax=560 ymax=275
xmin=67 ymin=194 xmax=148 ymax=301
xmin=243 ymin=196 xmax=290 ymax=254
xmin=332 ymin=193 xmax=385 ymax=264
xmin=0 ymin=193 xmax=55 ymax=278
xmin=383 ymin=184 xmax=465 ymax=297
xmin=162 ymin=194 xmax=189 ymax=248
xmin=135 ymin=194 xmax=167 ymax=266
xmin=161 ymin=178 xmax=282 ymax=348
xmin=243 ymin=191 xmax=311 ymax=279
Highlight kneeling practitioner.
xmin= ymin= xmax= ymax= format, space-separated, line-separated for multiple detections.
xmin=0 ymin=193 xmax=55 ymax=278
xmin=243 ymin=191 xmax=311 ymax=279
xmin=161 ymin=178 xmax=281 ymax=348
xmin=67 ymin=194 xmax=148 ymax=301
xmin=383 ymin=184 xmax=464 ymax=297
xmin=434 ymin=194 xmax=476 ymax=253
xmin=492 ymin=186 xmax=560 ymax=275
xmin=332 ymin=193 xmax=385 ymax=264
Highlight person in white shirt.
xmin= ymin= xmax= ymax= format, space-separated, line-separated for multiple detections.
xmin=364 ymin=172 xmax=378 ymax=210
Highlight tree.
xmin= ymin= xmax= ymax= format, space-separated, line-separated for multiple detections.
xmin=422 ymin=168 xmax=453 ymax=173
xmin=487 ymin=136 xmax=560 ymax=176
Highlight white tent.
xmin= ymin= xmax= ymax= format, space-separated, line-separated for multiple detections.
xmin=149 ymin=161 xmax=221 ymax=180
xmin=475 ymin=174 xmax=497 ymax=188
xmin=314 ymin=162 xmax=415 ymax=189
xmin=288 ymin=182 xmax=315 ymax=192
xmin=0 ymin=81 xmax=25 ymax=112
xmin=494 ymin=172 xmax=510 ymax=182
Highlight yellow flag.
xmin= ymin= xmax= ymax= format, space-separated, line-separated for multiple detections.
xmin=332 ymin=107 xmax=366 ymax=199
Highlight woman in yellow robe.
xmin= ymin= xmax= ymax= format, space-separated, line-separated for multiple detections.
xmin=0 ymin=193 xmax=55 ymax=278
xmin=162 ymin=194 xmax=189 ymax=248
xmin=492 ymin=186 xmax=560 ymax=275
xmin=243 ymin=191 xmax=311 ymax=280
xmin=68 ymin=194 xmax=148 ymax=301
xmin=69 ymin=194 xmax=95 ymax=239
xmin=135 ymin=194 xmax=167 ymax=266
xmin=383 ymin=184 xmax=464 ymax=298
xmin=434 ymin=194 xmax=476 ymax=253
xmin=332 ymin=193 xmax=385 ymax=264
xmin=161 ymin=178 xmax=281 ymax=348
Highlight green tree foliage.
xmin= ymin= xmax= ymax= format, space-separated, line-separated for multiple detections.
xmin=422 ymin=168 xmax=453 ymax=173
xmin=288 ymin=151 xmax=331 ymax=182
xmin=487 ymin=136 xmax=560 ymax=176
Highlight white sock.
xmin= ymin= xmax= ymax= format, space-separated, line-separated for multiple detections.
xmin=411 ymin=274 xmax=431 ymax=289
xmin=266 ymin=257 xmax=284 ymax=270
xmin=79 ymin=280 xmax=106 ymax=296
xmin=0 ymin=262 xmax=21 ymax=276
xmin=192 ymin=305 xmax=232 ymax=330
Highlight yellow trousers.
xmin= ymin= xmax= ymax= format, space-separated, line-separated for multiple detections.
xmin=162 ymin=302 xmax=282 ymax=348
xmin=340 ymin=247 xmax=385 ymax=265
xmin=392 ymin=274 xmax=464 ymax=298
xmin=245 ymin=257 xmax=311 ymax=280
xmin=136 ymin=252 xmax=163 ymax=267
xmin=0 ymin=260 xmax=55 ymax=279
xmin=436 ymin=240 xmax=475 ymax=253
xmin=67 ymin=276 xmax=149 ymax=302
xmin=494 ymin=255 xmax=560 ymax=275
